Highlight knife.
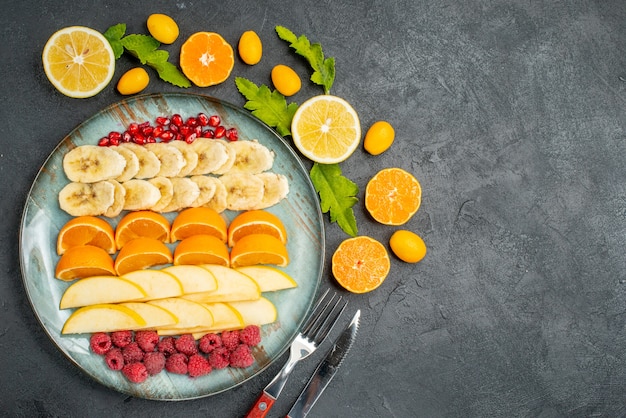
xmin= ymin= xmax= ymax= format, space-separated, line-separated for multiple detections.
xmin=286 ymin=309 xmax=360 ymax=418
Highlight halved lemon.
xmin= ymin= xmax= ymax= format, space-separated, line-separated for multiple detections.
xmin=42 ymin=26 xmax=115 ymax=98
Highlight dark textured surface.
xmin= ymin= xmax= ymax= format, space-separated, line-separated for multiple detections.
xmin=2 ymin=1 xmax=626 ymax=417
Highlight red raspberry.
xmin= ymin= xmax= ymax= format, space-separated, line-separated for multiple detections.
xmin=188 ymin=354 xmax=212 ymax=377
xmin=198 ymin=333 xmax=222 ymax=353
xmin=208 ymin=347 xmax=230 ymax=369
xmin=135 ymin=330 xmax=159 ymax=352
xmin=157 ymin=336 xmax=178 ymax=356
xmin=122 ymin=362 xmax=148 ymax=383
xmin=111 ymin=330 xmax=133 ymax=348
xmin=239 ymin=325 xmax=261 ymax=346
xmin=175 ymin=334 xmax=198 ymax=356
xmin=143 ymin=352 xmax=166 ymax=376
xmin=122 ymin=342 xmax=144 ymax=364
xmin=105 ymin=348 xmax=124 ymax=371
xmin=221 ymin=330 xmax=240 ymax=351
xmin=229 ymin=344 xmax=255 ymax=368
xmin=90 ymin=332 xmax=112 ymax=355
xmin=165 ymin=353 xmax=188 ymax=375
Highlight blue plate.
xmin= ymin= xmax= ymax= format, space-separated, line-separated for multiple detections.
xmin=19 ymin=93 xmax=324 ymax=400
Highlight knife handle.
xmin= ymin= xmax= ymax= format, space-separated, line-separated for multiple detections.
xmin=245 ymin=392 xmax=276 ymax=418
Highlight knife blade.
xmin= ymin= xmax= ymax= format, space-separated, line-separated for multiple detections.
xmin=286 ymin=309 xmax=360 ymax=418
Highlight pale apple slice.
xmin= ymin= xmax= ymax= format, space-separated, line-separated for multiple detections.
xmin=62 ymin=303 xmax=147 ymax=334
xmin=235 ymin=265 xmax=298 ymax=292
xmin=121 ymin=269 xmax=184 ymax=301
xmin=162 ymin=264 xmax=217 ymax=294
xmin=181 ymin=264 xmax=260 ymax=303
xmin=149 ymin=298 xmax=213 ymax=330
xmin=119 ymin=302 xmax=178 ymax=329
xmin=227 ymin=297 xmax=277 ymax=326
xmin=158 ymin=303 xmax=244 ymax=337
xmin=59 ymin=276 xmax=147 ymax=309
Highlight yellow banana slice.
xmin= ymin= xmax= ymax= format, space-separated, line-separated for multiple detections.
xmin=205 ymin=177 xmax=227 ymax=213
xmin=168 ymin=141 xmax=199 ymax=177
xmin=227 ymin=140 xmax=274 ymax=174
xmin=148 ymin=176 xmax=175 ymax=212
xmin=114 ymin=145 xmax=140 ymax=182
xmin=190 ymin=138 xmax=229 ymax=175
xmin=252 ymin=172 xmax=290 ymax=209
xmin=58 ymin=181 xmax=115 ymax=216
xmin=189 ymin=175 xmax=217 ymax=207
xmin=159 ymin=177 xmax=201 ymax=213
xmin=118 ymin=143 xmax=161 ymax=179
xmin=103 ymin=179 xmax=126 ymax=218
xmin=213 ymin=140 xmax=237 ymax=175
xmin=220 ymin=172 xmax=265 ymax=211
xmin=122 ymin=179 xmax=161 ymax=211
xmin=63 ymin=145 xmax=127 ymax=183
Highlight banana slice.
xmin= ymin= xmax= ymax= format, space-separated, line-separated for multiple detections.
xmin=252 ymin=173 xmax=290 ymax=209
xmin=220 ymin=172 xmax=265 ymax=211
xmin=213 ymin=140 xmax=237 ymax=175
xmin=145 ymin=142 xmax=185 ymax=178
xmin=103 ymin=179 xmax=126 ymax=218
xmin=168 ymin=141 xmax=199 ymax=177
xmin=114 ymin=145 xmax=140 ymax=182
xmin=190 ymin=138 xmax=229 ymax=175
xmin=58 ymin=181 xmax=115 ymax=217
xmin=189 ymin=175 xmax=217 ymax=207
xmin=63 ymin=145 xmax=127 ymax=183
xmin=148 ymin=176 xmax=174 ymax=212
xmin=227 ymin=140 xmax=274 ymax=174
xmin=118 ymin=143 xmax=161 ymax=179
xmin=159 ymin=177 xmax=201 ymax=213
xmin=122 ymin=179 xmax=161 ymax=211
xmin=205 ymin=177 xmax=227 ymax=213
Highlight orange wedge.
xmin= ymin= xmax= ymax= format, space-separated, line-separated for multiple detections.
xmin=170 ymin=207 xmax=227 ymax=243
xmin=114 ymin=237 xmax=173 ymax=275
xmin=115 ymin=211 xmax=171 ymax=250
xmin=364 ymin=168 xmax=422 ymax=225
xmin=227 ymin=210 xmax=287 ymax=247
xmin=55 ymin=245 xmax=116 ymax=281
xmin=331 ymin=236 xmax=390 ymax=293
xmin=179 ymin=32 xmax=234 ymax=87
xmin=173 ymin=234 xmax=230 ymax=266
xmin=57 ymin=216 xmax=116 ymax=255
xmin=230 ymin=233 xmax=289 ymax=268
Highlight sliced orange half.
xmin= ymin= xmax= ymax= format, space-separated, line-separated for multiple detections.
xmin=57 ymin=216 xmax=116 ymax=255
xmin=229 ymin=233 xmax=289 ymax=268
xmin=227 ymin=210 xmax=287 ymax=247
xmin=114 ymin=237 xmax=173 ymax=276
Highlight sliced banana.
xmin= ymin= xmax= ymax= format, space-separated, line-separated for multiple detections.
xmin=122 ymin=179 xmax=161 ymax=211
xmin=220 ymin=172 xmax=265 ymax=211
xmin=227 ymin=140 xmax=274 ymax=174
xmin=168 ymin=141 xmax=199 ymax=177
xmin=252 ymin=172 xmax=290 ymax=209
xmin=213 ymin=140 xmax=237 ymax=175
xmin=159 ymin=177 xmax=201 ymax=213
xmin=204 ymin=177 xmax=227 ymax=213
xmin=118 ymin=143 xmax=161 ymax=179
xmin=148 ymin=176 xmax=174 ymax=212
xmin=63 ymin=145 xmax=127 ymax=183
xmin=190 ymin=138 xmax=229 ymax=175
xmin=103 ymin=179 xmax=126 ymax=218
xmin=189 ymin=175 xmax=217 ymax=207
xmin=145 ymin=142 xmax=186 ymax=178
xmin=58 ymin=181 xmax=115 ymax=217
xmin=114 ymin=145 xmax=140 ymax=182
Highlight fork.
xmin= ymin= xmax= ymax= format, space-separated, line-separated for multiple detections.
xmin=245 ymin=289 xmax=347 ymax=418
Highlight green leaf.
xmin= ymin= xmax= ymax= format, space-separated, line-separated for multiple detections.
xmin=310 ymin=163 xmax=358 ymax=236
xmin=235 ymin=77 xmax=298 ymax=137
xmin=120 ymin=34 xmax=160 ymax=64
xmin=150 ymin=60 xmax=192 ymax=88
xmin=275 ymin=26 xmax=335 ymax=94
xmin=103 ymin=23 xmax=126 ymax=59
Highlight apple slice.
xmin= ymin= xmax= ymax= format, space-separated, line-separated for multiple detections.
xmin=119 ymin=302 xmax=178 ymax=329
xmin=62 ymin=303 xmax=147 ymax=334
xmin=227 ymin=297 xmax=277 ymax=326
xmin=157 ymin=303 xmax=244 ymax=337
xmin=59 ymin=276 xmax=146 ymax=309
xmin=236 ymin=265 xmax=298 ymax=292
xmin=149 ymin=298 xmax=213 ymax=330
xmin=121 ymin=269 xmax=183 ymax=301
xmin=162 ymin=264 xmax=217 ymax=294
xmin=182 ymin=264 xmax=260 ymax=303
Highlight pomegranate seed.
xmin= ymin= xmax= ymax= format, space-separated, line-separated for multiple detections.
xmin=208 ymin=115 xmax=221 ymax=127
xmin=197 ymin=113 xmax=209 ymax=126
xmin=109 ymin=137 xmax=120 ymax=146
xmin=225 ymin=128 xmax=238 ymax=141
xmin=186 ymin=117 xmax=198 ymax=128
xmin=98 ymin=137 xmax=110 ymax=146
xmin=179 ymin=125 xmax=192 ymax=136
xmin=146 ymin=136 xmax=157 ymax=143
xmin=108 ymin=131 xmax=122 ymax=141
xmin=141 ymin=126 xmax=153 ymax=137
xmin=133 ymin=134 xmax=146 ymax=145
xmin=214 ymin=126 xmax=226 ymax=138
xmin=169 ymin=124 xmax=179 ymax=134
xmin=175 ymin=133 xmax=184 ymax=141
xmin=194 ymin=125 xmax=203 ymax=136
xmin=139 ymin=121 xmax=150 ymax=128
xmin=156 ymin=116 xmax=170 ymax=126
xmin=160 ymin=131 xmax=175 ymax=141
xmin=172 ymin=114 xmax=184 ymax=127
xmin=202 ymin=129 xmax=215 ymax=138
xmin=185 ymin=133 xmax=197 ymax=144
xmin=153 ymin=126 xmax=164 ymax=137
xmin=122 ymin=132 xmax=132 ymax=142
xmin=128 ymin=123 xmax=139 ymax=134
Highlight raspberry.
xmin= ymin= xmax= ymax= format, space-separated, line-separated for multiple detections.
xmin=122 ymin=342 xmax=144 ymax=364
xmin=90 ymin=332 xmax=112 ymax=355
xmin=229 ymin=344 xmax=255 ymax=368
xmin=208 ymin=347 xmax=230 ymax=369
xmin=175 ymin=334 xmax=198 ymax=356
xmin=239 ymin=325 xmax=261 ymax=346
xmin=221 ymin=330 xmax=240 ymax=351
xmin=135 ymin=330 xmax=159 ymax=352
xmin=143 ymin=351 xmax=166 ymax=376
xmin=111 ymin=330 xmax=133 ymax=348
xmin=157 ymin=336 xmax=178 ymax=356
xmin=188 ymin=354 xmax=212 ymax=377
xmin=122 ymin=362 xmax=148 ymax=383
xmin=165 ymin=353 xmax=188 ymax=375
xmin=198 ymin=333 xmax=222 ymax=353
xmin=105 ymin=348 xmax=124 ymax=371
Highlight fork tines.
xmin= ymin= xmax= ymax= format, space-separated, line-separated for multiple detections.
xmin=302 ymin=289 xmax=348 ymax=344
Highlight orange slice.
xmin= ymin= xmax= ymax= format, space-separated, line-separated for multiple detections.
xmin=173 ymin=234 xmax=230 ymax=266
xmin=55 ymin=245 xmax=116 ymax=281
xmin=115 ymin=211 xmax=171 ymax=250
xmin=364 ymin=167 xmax=422 ymax=225
xmin=179 ymin=32 xmax=234 ymax=87
xmin=230 ymin=233 xmax=289 ymax=268
xmin=42 ymin=26 xmax=115 ymax=98
xmin=114 ymin=237 xmax=173 ymax=275
xmin=331 ymin=236 xmax=390 ymax=293
xmin=57 ymin=216 xmax=115 ymax=255
xmin=170 ymin=207 xmax=227 ymax=243
xmin=227 ymin=210 xmax=287 ymax=247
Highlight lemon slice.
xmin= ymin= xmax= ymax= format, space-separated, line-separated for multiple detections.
xmin=42 ymin=26 xmax=115 ymax=98
xmin=291 ymin=95 xmax=361 ymax=164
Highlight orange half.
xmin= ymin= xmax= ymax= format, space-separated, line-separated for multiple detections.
xmin=170 ymin=207 xmax=227 ymax=243
xmin=57 ymin=216 xmax=116 ymax=255
xmin=55 ymin=245 xmax=116 ymax=281
xmin=180 ymin=32 xmax=234 ymax=87
xmin=173 ymin=234 xmax=230 ymax=266
xmin=364 ymin=168 xmax=421 ymax=225
xmin=229 ymin=233 xmax=289 ymax=268
xmin=114 ymin=237 xmax=173 ymax=275
xmin=331 ymin=236 xmax=390 ymax=293
xmin=227 ymin=210 xmax=287 ymax=247
xmin=115 ymin=211 xmax=171 ymax=250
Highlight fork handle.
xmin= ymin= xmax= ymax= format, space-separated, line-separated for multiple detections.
xmin=245 ymin=392 xmax=276 ymax=418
